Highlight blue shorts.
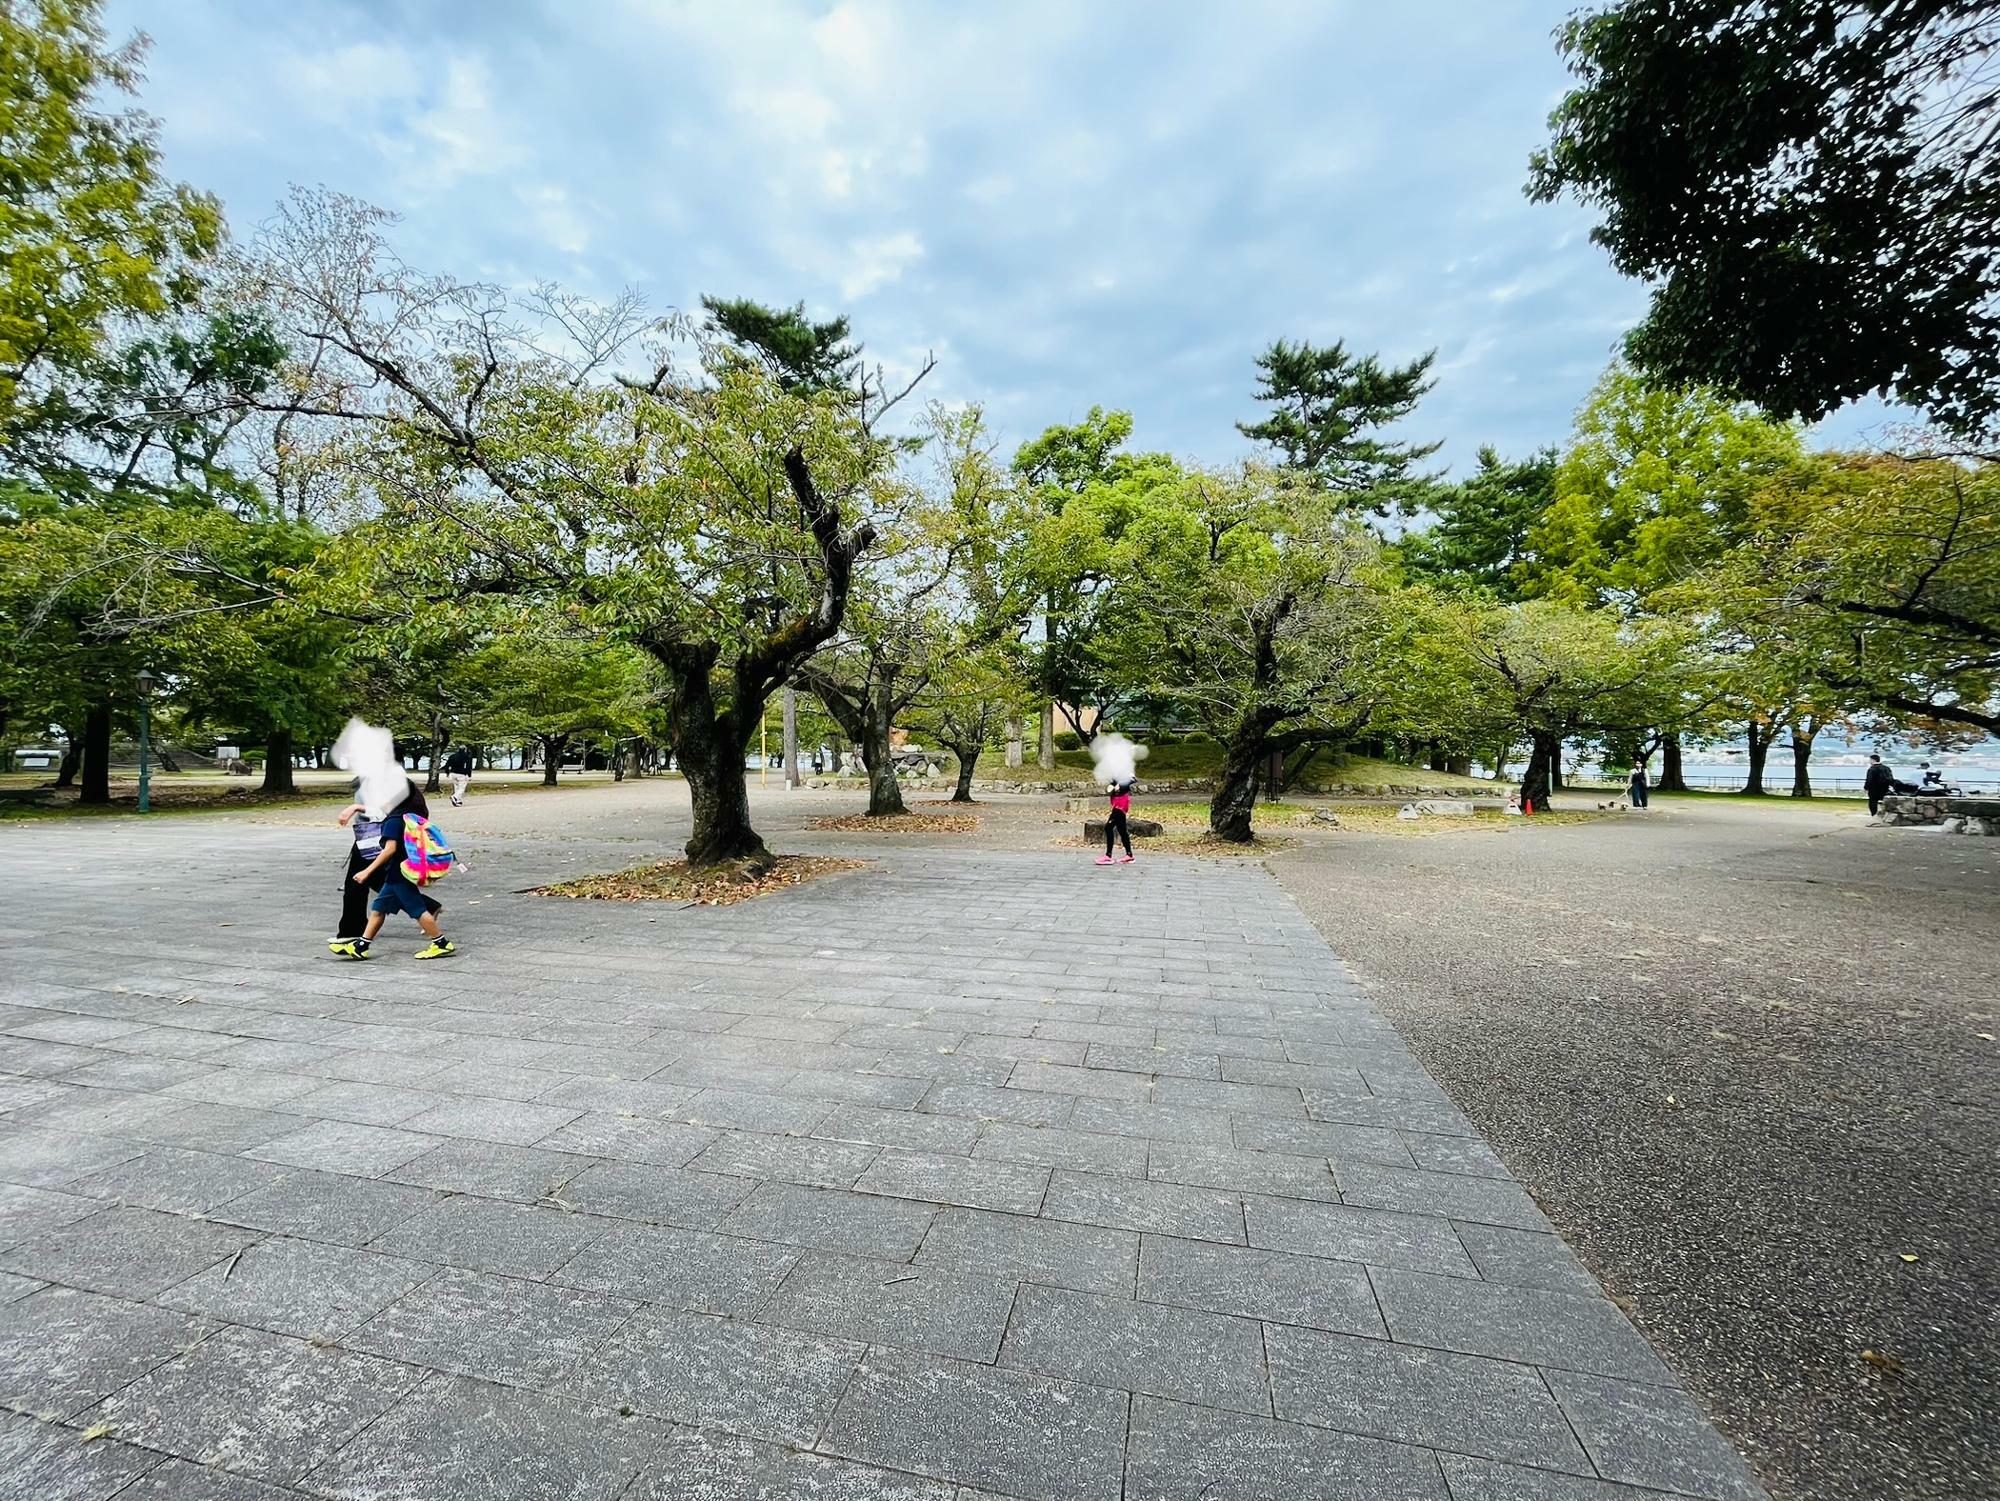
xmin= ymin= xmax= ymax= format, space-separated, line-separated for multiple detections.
xmin=370 ymin=882 xmax=430 ymax=920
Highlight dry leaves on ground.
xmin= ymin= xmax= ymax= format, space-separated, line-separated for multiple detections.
xmin=534 ymin=854 xmax=866 ymax=906
xmin=807 ymin=813 xmax=981 ymax=834
xmin=1051 ymin=833 xmax=1297 ymax=858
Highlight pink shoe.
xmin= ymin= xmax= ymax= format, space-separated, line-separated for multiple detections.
xmin=1116 ymin=855 xmax=1134 ymax=863
xmin=1095 ymin=855 xmax=1114 ymax=865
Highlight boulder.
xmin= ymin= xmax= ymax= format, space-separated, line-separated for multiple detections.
xmin=1085 ymin=818 xmax=1163 ymax=841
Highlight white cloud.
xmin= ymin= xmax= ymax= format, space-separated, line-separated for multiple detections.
xmin=839 ymin=232 xmax=925 ymax=301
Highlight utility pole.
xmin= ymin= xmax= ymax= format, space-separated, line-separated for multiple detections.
xmin=782 ymin=686 xmax=799 ymax=789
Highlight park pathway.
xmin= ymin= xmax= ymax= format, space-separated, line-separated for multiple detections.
xmin=0 ymin=816 xmax=1765 ymax=1500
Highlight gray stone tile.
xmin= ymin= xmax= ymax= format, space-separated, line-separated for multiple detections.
xmin=0 ymin=1128 xmax=143 ymax=1188
xmin=1245 ymin=1196 xmax=1477 ymax=1278
xmin=1035 ymin=1262 xmax=1283 ymax=1406
xmin=1545 ymin=1369 xmax=1767 ymax=1501
xmin=1231 ymin=1114 xmax=1416 ymax=1167
xmin=348 ymin=1266 xmax=636 ymax=1387
xmin=0 ymin=1182 xmax=102 ymax=1245
xmin=57 ymin=1056 xmax=216 ymax=1092
xmin=247 ymin=1120 xmax=441 ymax=1178
xmin=1042 ymin=1170 xmax=1243 ymax=1243
xmin=422 ymin=1060 xmax=574 ymax=1101
xmin=856 ymin=1150 xmax=1048 ymax=1215
xmin=1337 ymin=1161 xmax=1547 ymax=1230
xmin=163 ymin=1069 xmax=324 ymax=1110
xmin=817 ymin=1104 xmax=982 ymax=1155
xmin=973 ymin=1121 xmax=1146 ymax=1177
xmin=160 ymin=1236 xmax=430 ymax=1340
xmin=7 ymin=1088 xmax=189 ymax=1139
xmin=8 ymin=1014 xmax=150 ymax=1046
xmin=1125 ymin=1394 xmax=1447 ymax=1500
xmin=1152 ymin=1076 xmax=1303 ymax=1117
xmin=67 ymin=1147 xmax=287 ymax=1215
xmin=398 ymin=1096 xmax=584 ymax=1147
xmin=1066 ymin=1098 xmax=1236 ymax=1146
xmin=759 ymin=1250 xmax=1018 ymax=1362
xmin=0 ymin=1270 xmax=41 ymax=1302
xmin=721 ymin=1182 xmax=937 ymax=1260
xmin=1438 ymin=1455 xmax=1703 ymax=1500
xmin=0 ymin=1286 xmax=210 ymax=1418
xmin=537 ymin=1112 xmax=717 ymax=1167
xmin=560 ymin=1162 xmax=756 ymax=1229
xmin=1005 ymin=1060 xmax=1152 ymax=1102
xmin=1402 ymin=1133 xmax=1513 ymax=1179
xmin=0 ymin=1408 xmax=162 ymax=1500
xmin=627 ymin=1425 xmax=957 ymax=1501
xmin=1267 ymin=1324 xmax=1590 ymax=1471
xmin=1305 ymin=1087 xmax=1475 ymax=1137
xmin=368 ymin=1195 xmax=611 ymax=1278
xmin=963 ymin=1033 xmax=1089 ymax=1067
xmin=313 ymin=1050 xmax=457 ymax=1087
xmin=1371 ymin=1268 xmax=1671 ymax=1383
xmin=679 ymin=1088 xmax=835 ymax=1135
xmin=1148 ymin=1142 xmax=1339 ymax=1201
xmin=537 ymin=1075 xmax=699 ymax=1117
xmin=785 ymin=1068 xmax=934 ymax=1110
xmin=571 ymin=1305 xmax=862 ymax=1445
xmin=0 ymin=1205 xmax=252 ymax=1299
xmin=922 ymin=1083 xmax=1075 ymax=1127
xmin=94 ymin=1323 xmax=425 ymax=1483
xmin=207 ymin=1170 xmax=440 ymax=1247
xmin=109 ymin=1457 xmax=302 ymax=1500
xmin=687 ymin=1129 xmax=882 ymax=1189
xmin=822 ymin=1348 xmax=1128 ymax=1501
xmin=387 ymin=1140 xmax=597 ymax=1202
xmin=1139 ymin=1235 xmax=1384 ymax=1336
xmin=1083 ymin=1044 xmax=1221 ymax=1079
xmin=1455 ymin=1224 xmax=1601 ymax=1297
xmin=305 ymin=1373 xmax=663 ymax=1501
xmin=914 ymin=1207 xmax=1138 ymax=1296
xmin=552 ymin=1221 xmax=798 ymax=1315
xmin=132 ymin=1103 xmax=301 ymax=1155
xmin=278 ymin=1080 xmax=445 ymax=1127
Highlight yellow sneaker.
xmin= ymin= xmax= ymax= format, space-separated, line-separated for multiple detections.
xmin=413 ymin=938 xmax=457 ymax=960
xmin=329 ymin=939 xmax=372 ymax=961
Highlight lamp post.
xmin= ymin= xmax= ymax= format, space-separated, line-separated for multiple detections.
xmin=135 ymin=668 xmax=155 ymax=813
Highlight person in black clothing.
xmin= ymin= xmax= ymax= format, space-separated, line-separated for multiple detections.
xmin=1863 ymin=754 xmax=1894 ymax=815
xmin=444 ymin=746 xmax=475 ymax=807
xmin=1628 ymin=763 xmax=1649 ymax=808
xmin=331 ymin=777 xmax=439 ymax=949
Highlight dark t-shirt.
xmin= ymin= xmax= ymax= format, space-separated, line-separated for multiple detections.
xmin=378 ymin=812 xmax=416 ymax=887
xmin=1864 ymin=764 xmax=1893 ymax=793
xmin=446 ymin=750 xmax=473 ymax=775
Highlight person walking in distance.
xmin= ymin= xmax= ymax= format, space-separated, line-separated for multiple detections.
xmin=444 ymin=745 xmax=474 ymax=808
xmin=1628 ymin=762 xmax=1649 ymax=809
xmin=1864 ymin=754 xmax=1894 ymax=816
xmin=1097 ymin=777 xmax=1136 ymax=865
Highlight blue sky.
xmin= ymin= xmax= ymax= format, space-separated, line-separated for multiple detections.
xmin=108 ymin=0 xmax=1895 ymax=476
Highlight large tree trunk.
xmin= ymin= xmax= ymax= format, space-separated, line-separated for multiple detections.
xmin=1208 ymin=731 xmax=1269 ymax=842
xmin=671 ymin=687 xmax=768 ymax=872
xmin=1658 ymin=733 xmax=1689 ymax=792
xmin=1004 ymin=715 xmax=1023 ymax=768
xmin=1790 ymin=725 xmax=1816 ymax=798
xmin=539 ymin=736 xmax=566 ymax=787
xmin=54 ymin=729 xmax=80 ymax=788
xmin=261 ymin=728 xmax=296 ymax=794
xmin=1427 ymin=743 xmax=1447 ymax=772
xmin=1520 ymin=729 xmax=1558 ymax=811
xmin=1742 ymin=718 xmax=1773 ymax=795
xmin=1038 ymin=702 xmax=1055 ymax=770
xmin=861 ymin=717 xmax=905 ymax=816
xmin=79 ymin=702 xmax=112 ymax=806
xmin=949 ymin=744 xmax=980 ymax=803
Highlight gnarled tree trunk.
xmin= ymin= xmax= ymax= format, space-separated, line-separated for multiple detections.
xmin=1789 ymin=724 xmax=1817 ymax=798
xmin=1209 ymin=727 xmax=1272 ymax=842
xmin=1742 ymin=717 xmax=1774 ymax=795
xmin=802 ymin=665 xmax=908 ymax=817
xmin=54 ymin=728 xmax=80 ymax=788
xmin=1520 ymin=729 xmax=1559 ymax=811
xmin=1658 ymin=733 xmax=1689 ymax=792
xmin=261 ymin=728 xmax=296 ymax=794
xmin=537 ymin=735 xmax=567 ymax=787
xmin=948 ymin=745 xmax=981 ymax=803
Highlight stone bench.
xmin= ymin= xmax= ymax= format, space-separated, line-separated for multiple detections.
xmin=1878 ymin=794 xmax=2000 ymax=834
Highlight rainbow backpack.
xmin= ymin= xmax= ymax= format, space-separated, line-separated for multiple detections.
xmin=398 ymin=815 xmax=457 ymax=885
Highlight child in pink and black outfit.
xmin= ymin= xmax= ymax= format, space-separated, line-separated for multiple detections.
xmin=1097 ymin=779 xmax=1136 ymax=865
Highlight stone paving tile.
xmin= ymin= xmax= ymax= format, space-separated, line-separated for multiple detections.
xmin=855 ymin=1149 xmax=1049 ymax=1215
xmin=1545 ymin=1369 xmax=1767 ymax=1501
xmin=0 ymin=1182 xmax=103 ymax=1245
xmin=1152 ymin=1075 xmax=1304 ymax=1117
xmin=1124 ymin=1394 xmax=1448 ymax=1501
xmin=277 ymin=1081 xmax=446 ymax=1127
xmin=1083 ymin=1043 xmax=1222 ymax=1079
xmin=93 ymin=1323 xmax=426 ymax=1484
xmin=999 ymin=1282 xmax=1268 ymax=1415
xmin=387 ymin=1140 xmax=597 ymax=1203
xmin=0 ymin=1271 xmax=42 ymax=1302
xmin=1041 ymin=1169 xmax=1243 ymax=1243
xmin=57 ymin=1056 xmax=216 ymax=1093
xmin=132 ymin=1102 xmax=302 ymax=1155
xmin=571 ymin=1306 xmax=863 ymax=1445
xmin=421 ymin=1060 xmax=574 ymax=1102
xmin=1402 ymin=1132 xmax=1513 ymax=1179
xmin=163 ymin=1069 xmax=324 ymax=1110
xmin=1338 ymin=1160 xmax=1547 ymax=1230
xmin=1454 ymin=1223 xmax=1603 ymax=1298
xmin=962 ymin=1033 xmax=1089 ymax=1067
xmin=972 ymin=1121 xmax=1147 ymax=1177
xmin=559 ymin=1162 xmax=756 ymax=1229
xmin=1230 ymin=1113 xmax=1416 ymax=1167
xmin=551 ymin=1221 xmax=798 ymax=1315
xmin=247 ymin=1121 xmax=442 ymax=1178
xmin=1245 ymin=1196 xmax=1478 ymax=1278
xmin=0 ymin=1408 xmax=163 ymax=1500
xmin=1266 ymin=1323 xmax=1590 ymax=1472
xmin=0 ymin=1286 xmax=210 ymax=1418
xmin=537 ymin=1076 xmax=698 ymax=1117
xmin=367 ymin=1195 xmax=612 ymax=1279
xmin=115 ymin=1457 xmax=305 ymax=1500
xmin=721 ymin=1182 xmax=937 ymax=1260
xmin=677 ymin=1087 xmax=835 ymax=1135
xmin=1066 ymin=1098 xmax=1236 ymax=1146
xmin=759 ymin=1250 xmax=1018 ymax=1362
xmin=816 ymin=1103 xmax=981 ymax=1155
xmin=397 ymin=1097 xmax=584 ymax=1148
xmin=921 ymin=1083 xmax=1075 ymax=1127
xmin=67 ymin=1146 xmax=288 ymax=1215
xmin=1138 ymin=1235 xmax=1385 ymax=1336
xmin=1304 ymin=1087 xmax=1477 ymax=1137
xmin=0 ymin=1127 xmax=144 ymax=1188
xmin=686 ymin=1129 xmax=881 ymax=1189
xmin=1148 ymin=1141 xmax=1339 ymax=1201
xmin=305 ymin=1373 xmax=665 ymax=1501
xmin=160 ymin=1236 xmax=430 ymax=1340
xmin=785 ymin=1068 xmax=935 ymax=1110
xmin=627 ymin=1425 xmax=957 ymax=1501
xmin=913 ymin=1207 xmax=1138 ymax=1296
xmin=349 ymin=1266 xmax=634 ymax=1387
xmin=0 ymin=1205 xmax=253 ymax=1299
xmin=1371 ymin=1268 xmax=1672 ymax=1383
xmin=1438 ymin=1455 xmax=1709 ymax=1500
xmin=537 ymin=1113 xmax=716 ymax=1166
xmin=822 ymin=1348 xmax=1129 ymax=1501
xmin=1004 ymin=1060 xmax=1150 ymax=1103
xmin=207 ymin=1170 xmax=440 ymax=1247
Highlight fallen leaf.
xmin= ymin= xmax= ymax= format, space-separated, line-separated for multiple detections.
xmin=1899 ymin=1254 xmax=1919 ymax=1263
xmin=1860 ymin=1348 xmax=1905 ymax=1374
xmin=79 ymin=1422 xmax=115 ymax=1442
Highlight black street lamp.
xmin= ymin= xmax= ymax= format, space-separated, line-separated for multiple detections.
xmin=136 ymin=668 xmax=155 ymax=813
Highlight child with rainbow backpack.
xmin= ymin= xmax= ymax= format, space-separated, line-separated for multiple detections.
xmin=331 ymin=790 xmax=459 ymax=961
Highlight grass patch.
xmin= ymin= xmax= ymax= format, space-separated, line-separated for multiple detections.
xmin=806 ymin=812 xmax=981 ymax=834
xmin=1141 ymin=799 xmax=1321 ymax=824
xmin=534 ymin=854 xmax=865 ymax=905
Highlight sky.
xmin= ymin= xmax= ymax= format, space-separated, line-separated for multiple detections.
xmin=106 ymin=0 xmax=1897 ymax=477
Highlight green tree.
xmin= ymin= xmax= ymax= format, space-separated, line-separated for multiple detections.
xmin=1237 ymin=338 xmax=1440 ymax=511
xmin=467 ymin=633 xmax=656 ymax=787
xmin=1529 ymin=0 xmax=2000 ymax=437
xmin=1401 ymin=446 xmax=1555 ymax=598
xmin=701 ymin=296 xmax=860 ymax=395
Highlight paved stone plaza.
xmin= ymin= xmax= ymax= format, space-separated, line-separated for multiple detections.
xmin=0 ymin=813 xmax=1767 ymax=1500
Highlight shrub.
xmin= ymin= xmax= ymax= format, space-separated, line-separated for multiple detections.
xmin=1054 ymin=731 xmax=1083 ymax=751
